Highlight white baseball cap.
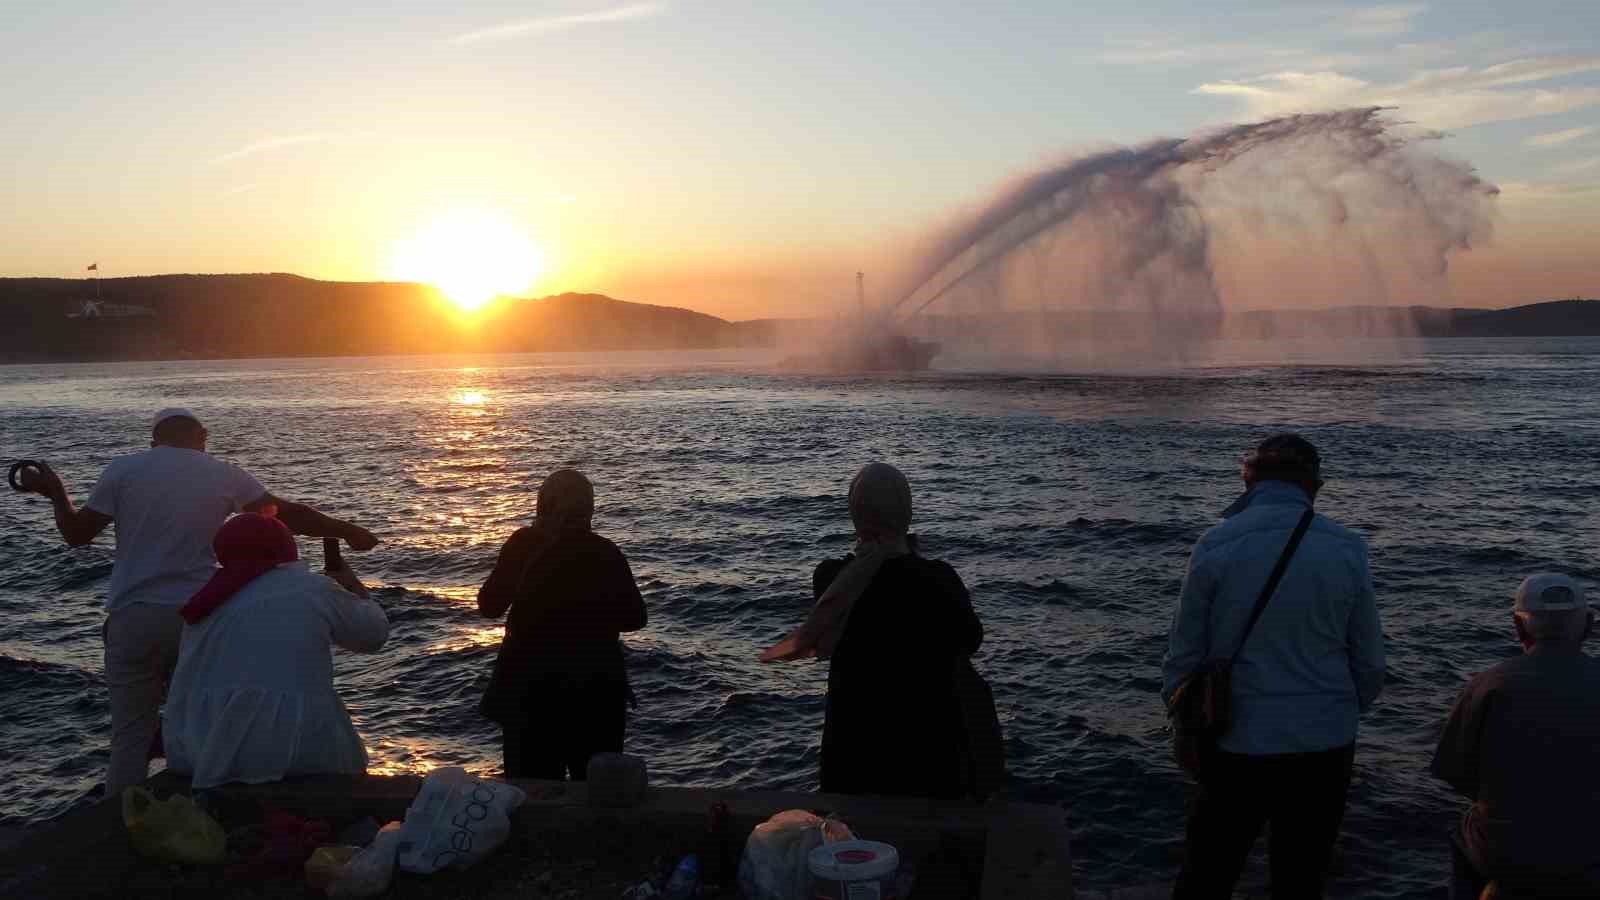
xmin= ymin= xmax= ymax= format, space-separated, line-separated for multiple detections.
xmin=152 ymin=407 xmax=202 ymax=429
xmin=1513 ymin=573 xmax=1588 ymax=617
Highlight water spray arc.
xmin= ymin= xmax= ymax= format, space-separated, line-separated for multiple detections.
xmin=880 ymin=107 xmax=1498 ymax=359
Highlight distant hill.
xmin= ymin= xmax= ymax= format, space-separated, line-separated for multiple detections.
xmin=1224 ymin=300 xmax=1600 ymax=339
xmin=1438 ymin=299 xmax=1600 ymax=337
xmin=0 ymin=274 xmax=1594 ymax=363
xmin=0 ymin=275 xmax=759 ymax=362
xmin=473 ymin=292 xmax=736 ymax=354
xmin=908 ymin=300 xmax=1600 ymax=343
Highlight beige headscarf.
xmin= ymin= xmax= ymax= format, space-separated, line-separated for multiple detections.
xmin=536 ymin=468 xmax=595 ymax=534
xmin=761 ymin=462 xmax=914 ymax=662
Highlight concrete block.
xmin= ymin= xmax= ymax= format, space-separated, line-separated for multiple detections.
xmin=586 ymin=753 xmax=649 ymax=808
xmin=981 ymin=798 xmax=1074 ymax=899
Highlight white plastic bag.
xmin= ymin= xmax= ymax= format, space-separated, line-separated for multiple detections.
xmin=736 ymin=810 xmax=853 ymax=900
xmin=327 ymin=821 xmax=404 ymax=897
xmin=396 ymin=767 xmax=527 ymax=874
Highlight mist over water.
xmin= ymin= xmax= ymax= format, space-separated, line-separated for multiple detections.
xmin=873 ymin=108 xmax=1499 ymax=366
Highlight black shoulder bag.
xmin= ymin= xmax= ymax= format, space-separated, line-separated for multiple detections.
xmin=1168 ymin=508 xmax=1314 ymax=780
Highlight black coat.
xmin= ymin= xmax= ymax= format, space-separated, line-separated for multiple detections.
xmin=477 ymin=528 xmax=646 ymax=724
xmin=816 ymin=553 xmax=983 ymax=798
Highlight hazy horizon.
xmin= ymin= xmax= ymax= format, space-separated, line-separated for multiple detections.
xmin=9 ymin=269 xmax=1589 ymax=323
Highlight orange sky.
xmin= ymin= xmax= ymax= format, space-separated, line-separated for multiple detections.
xmin=2 ymin=5 xmax=1596 ymax=321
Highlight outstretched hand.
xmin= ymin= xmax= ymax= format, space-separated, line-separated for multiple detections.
xmin=17 ymin=462 xmax=63 ymax=499
xmin=344 ymin=526 xmax=379 ymax=552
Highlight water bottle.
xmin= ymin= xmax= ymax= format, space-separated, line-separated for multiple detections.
xmin=698 ymin=802 xmax=730 ymax=892
xmin=663 ymin=853 xmax=699 ymax=900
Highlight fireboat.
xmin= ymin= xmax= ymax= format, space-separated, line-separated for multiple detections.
xmin=780 ymin=272 xmax=940 ymax=373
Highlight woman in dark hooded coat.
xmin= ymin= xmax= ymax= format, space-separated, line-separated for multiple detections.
xmin=763 ymin=462 xmax=985 ymax=799
xmin=478 ymin=469 xmax=646 ymax=780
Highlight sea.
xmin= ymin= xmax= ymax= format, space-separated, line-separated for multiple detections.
xmin=1 ymin=337 xmax=1596 ymax=897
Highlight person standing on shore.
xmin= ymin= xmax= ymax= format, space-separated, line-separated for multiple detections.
xmin=762 ymin=462 xmax=988 ymax=800
xmin=1163 ymin=434 xmax=1385 ymax=900
xmin=1431 ymin=574 xmax=1600 ymax=899
xmin=477 ymin=469 xmax=646 ymax=780
xmin=15 ymin=408 xmax=378 ymax=799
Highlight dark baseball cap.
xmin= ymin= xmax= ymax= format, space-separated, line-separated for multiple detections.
xmin=1242 ymin=433 xmax=1322 ymax=482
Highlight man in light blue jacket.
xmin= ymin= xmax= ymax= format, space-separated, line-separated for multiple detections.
xmin=1164 ymin=434 xmax=1385 ymax=900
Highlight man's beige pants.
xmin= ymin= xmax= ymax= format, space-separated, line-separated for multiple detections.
xmin=103 ymin=603 xmax=182 ymax=799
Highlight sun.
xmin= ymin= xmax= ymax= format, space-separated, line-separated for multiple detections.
xmin=386 ymin=211 xmax=548 ymax=311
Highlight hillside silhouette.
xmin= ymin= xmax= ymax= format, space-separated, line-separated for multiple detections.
xmin=0 ymin=275 xmax=761 ymax=362
xmin=1 ymin=274 xmax=1596 ymax=363
xmin=1224 ymin=300 xmax=1600 ymax=339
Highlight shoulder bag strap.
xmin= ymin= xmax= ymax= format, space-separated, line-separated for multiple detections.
xmin=1229 ymin=507 xmax=1315 ymax=664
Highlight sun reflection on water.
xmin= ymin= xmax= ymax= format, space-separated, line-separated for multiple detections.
xmin=420 ymin=625 xmax=506 ymax=656
xmin=409 ymin=585 xmax=479 ymax=605
xmin=363 ymin=738 xmax=498 ymax=779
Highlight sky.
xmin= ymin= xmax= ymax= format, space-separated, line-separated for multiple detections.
xmin=2 ymin=1 xmax=1597 ymax=320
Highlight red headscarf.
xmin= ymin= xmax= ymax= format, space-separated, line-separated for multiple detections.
xmin=179 ymin=513 xmax=299 ymax=624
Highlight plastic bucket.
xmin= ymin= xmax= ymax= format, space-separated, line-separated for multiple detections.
xmin=808 ymin=839 xmax=899 ymax=899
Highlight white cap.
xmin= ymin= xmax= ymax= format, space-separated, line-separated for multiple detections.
xmin=1513 ymin=573 xmax=1587 ymax=617
xmin=152 ymin=407 xmax=201 ymax=429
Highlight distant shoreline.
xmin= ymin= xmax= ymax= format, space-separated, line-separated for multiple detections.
xmin=0 ymin=346 xmax=775 ymax=367
xmin=6 ymin=333 xmax=1598 ymax=368
xmin=2 ymin=274 xmax=1595 ymax=364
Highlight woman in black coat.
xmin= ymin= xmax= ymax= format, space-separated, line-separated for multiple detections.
xmin=478 ymin=469 xmax=646 ymax=780
xmin=764 ymin=462 xmax=984 ymax=799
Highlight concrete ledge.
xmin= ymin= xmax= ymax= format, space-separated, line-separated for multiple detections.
xmin=982 ymin=800 xmax=1073 ymax=899
xmin=0 ymin=773 xmax=1073 ymax=899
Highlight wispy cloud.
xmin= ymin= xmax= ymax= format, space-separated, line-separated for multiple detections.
xmin=1496 ymin=180 xmax=1600 ymax=202
xmin=1337 ymin=3 xmax=1428 ymax=37
xmin=1552 ymin=156 xmax=1600 ymax=175
xmin=1526 ymin=126 xmax=1597 ymax=148
xmin=1209 ymin=3 xmax=1428 ymax=38
xmin=449 ymin=2 xmax=666 ymax=46
xmin=1470 ymin=57 xmax=1600 ymax=87
xmin=1095 ymin=23 xmax=1561 ymax=77
xmin=1195 ymin=56 xmax=1600 ymax=129
xmin=1094 ymin=39 xmax=1373 ymax=70
xmin=210 ymin=134 xmax=341 ymax=164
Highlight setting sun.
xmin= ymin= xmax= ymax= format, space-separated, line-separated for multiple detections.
xmin=385 ymin=211 xmax=547 ymax=311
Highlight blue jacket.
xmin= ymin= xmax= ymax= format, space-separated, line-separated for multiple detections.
xmin=1163 ymin=481 xmax=1385 ymax=755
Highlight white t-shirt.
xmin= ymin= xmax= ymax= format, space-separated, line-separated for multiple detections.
xmin=85 ymin=446 xmax=267 ymax=611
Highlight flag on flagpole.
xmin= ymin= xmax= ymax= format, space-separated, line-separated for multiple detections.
xmin=86 ymin=263 xmax=98 ymax=271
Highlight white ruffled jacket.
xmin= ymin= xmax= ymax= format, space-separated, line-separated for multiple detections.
xmin=163 ymin=562 xmax=389 ymax=789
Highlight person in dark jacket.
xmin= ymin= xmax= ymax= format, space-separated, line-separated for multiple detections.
xmin=1431 ymin=574 xmax=1600 ymax=899
xmin=763 ymin=462 xmax=983 ymax=799
xmin=478 ymin=469 xmax=646 ymax=780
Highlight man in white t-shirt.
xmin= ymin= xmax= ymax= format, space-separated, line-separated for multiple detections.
xmin=18 ymin=407 xmax=379 ymax=798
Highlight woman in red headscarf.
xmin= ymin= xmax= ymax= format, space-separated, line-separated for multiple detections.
xmin=477 ymin=469 xmax=647 ymax=780
xmin=163 ymin=513 xmax=389 ymax=789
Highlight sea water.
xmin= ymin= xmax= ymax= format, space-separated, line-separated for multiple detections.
xmin=2 ymin=338 xmax=1596 ymax=896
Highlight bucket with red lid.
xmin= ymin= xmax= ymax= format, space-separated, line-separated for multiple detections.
xmin=808 ymin=839 xmax=899 ymax=899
